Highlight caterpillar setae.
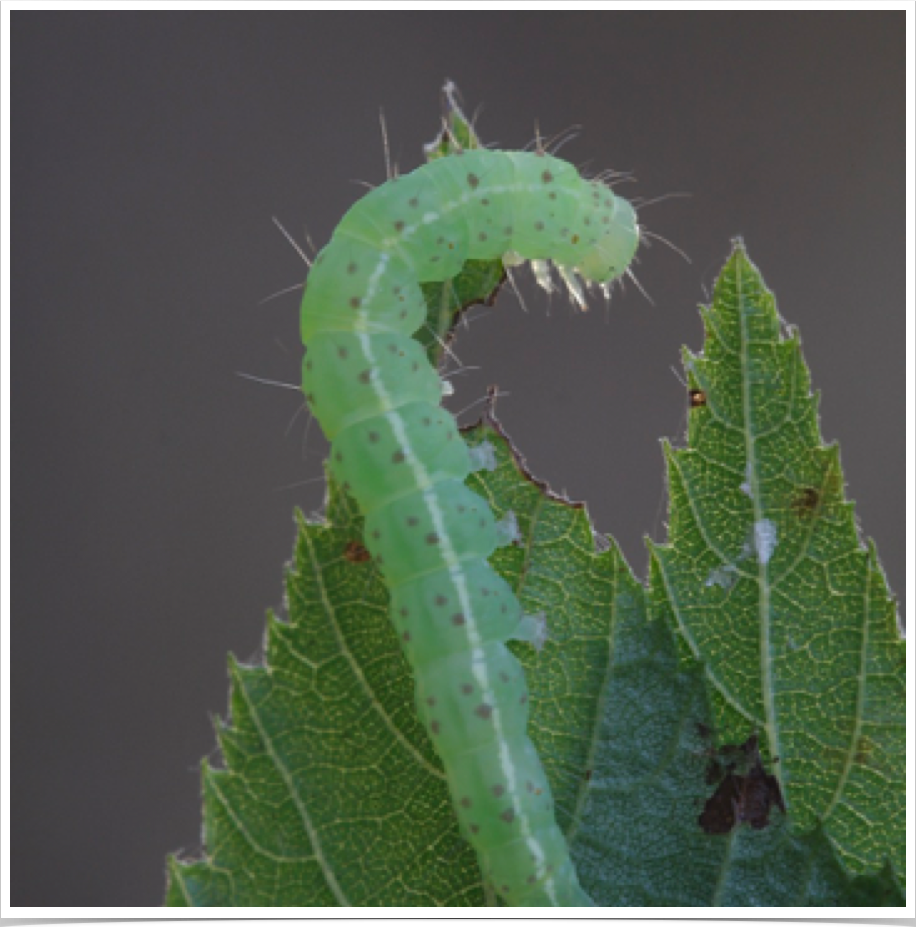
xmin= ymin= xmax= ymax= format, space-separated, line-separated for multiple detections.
xmin=300 ymin=146 xmax=639 ymax=906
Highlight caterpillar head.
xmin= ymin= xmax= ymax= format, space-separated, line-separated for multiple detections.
xmin=576 ymin=195 xmax=640 ymax=285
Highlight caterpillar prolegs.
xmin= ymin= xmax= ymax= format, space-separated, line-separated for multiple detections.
xmin=300 ymin=149 xmax=639 ymax=906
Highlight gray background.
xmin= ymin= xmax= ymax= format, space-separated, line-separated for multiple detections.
xmin=13 ymin=11 xmax=904 ymax=907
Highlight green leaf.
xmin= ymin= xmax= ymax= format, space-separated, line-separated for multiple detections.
xmin=167 ymin=415 xmax=638 ymax=905
xmin=648 ymin=241 xmax=905 ymax=885
xmin=167 ymin=406 xmax=901 ymax=906
xmin=422 ymin=80 xmax=482 ymax=160
xmin=569 ymin=548 xmax=901 ymax=906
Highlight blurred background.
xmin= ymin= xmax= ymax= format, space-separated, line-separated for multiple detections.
xmin=13 ymin=11 xmax=904 ymax=906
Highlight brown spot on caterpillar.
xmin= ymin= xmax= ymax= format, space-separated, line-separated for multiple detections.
xmin=460 ymin=796 xmax=472 ymax=808
xmin=501 ymin=808 xmax=516 ymax=824
xmin=499 ymin=672 xmax=510 ymax=683
xmin=492 ymin=784 xmax=505 ymax=797
xmin=470 ymin=824 xmax=480 ymax=834
xmin=467 ymin=173 xmax=480 ymax=188
xmin=475 ymin=704 xmax=493 ymax=719
xmin=334 ymin=450 xmax=343 ymax=462
xmin=430 ymin=720 xmax=440 ymax=735
xmin=542 ymin=170 xmax=554 ymax=183
xmin=425 ymin=532 xmax=440 ymax=545
xmin=349 ymin=296 xmax=361 ymax=308
xmin=526 ymin=780 xmax=535 ymax=792
xmin=408 ymin=197 xmax=419 ymax=208
xmin=519 ymin=693 xmax=528 ymax=704
xmin=343 ymin=541 xmax=371 ymax=563
xmin=422 ymin=417 xmax=432 ymax=426
xmin=358 ymin=370 xmax=372 ymax=384
xmin=401 ymin=631 xmax=411 ymax=642
xmin=399 ymin=607 xmax=409 ymax=617
xmin=370 ymin=529 xmax=380 ymax=540
xmin=426 ymin=696 xmax=436 ymax=706
xmin=571 ymin=234 xmax=580 ymax=244
xmin=434 ymin=594 xmax=447 ymax=606
xmin=393 ymin=220 xmax=405 ymax=232
xmin=451 ymin=613 xmax=466 ymax=626
xmin=337 ymin=346 xmax=349 ymax=359
xmin=392 ymin=450 xmax=406 ymax=464
xmin=460 ymin=683 xmax=473 ymax=695
xmin=368 ymin=431 xmax=380 ymax=443
xmin=305 ymin=359 xmax=313 ymax=371
xmin=347 ymin=262 xmax=357 ymax=274
xmin=689 ymin=389 xmax=707 ymax=408
xmin=481 ymin=198 xmax=490 ymax=206
xmin=504 ymin=225 xmax=513 ymax=235
xmin=478 ymin=232 xmax=488 ymax=241
xmin=534 ymin=221 xmax=545 ymax=231
xmin=387 ymin=343 xmax=399 ymax=353
xmin=406 ymin=516 xmax=419 ymax=527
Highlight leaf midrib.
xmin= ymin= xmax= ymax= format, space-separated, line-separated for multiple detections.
xmin=735 ymin=256 xmax=782 ymax=780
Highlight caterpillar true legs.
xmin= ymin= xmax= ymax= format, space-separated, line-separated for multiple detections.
xmin=300 ymin=149 xmax=639 ymax=906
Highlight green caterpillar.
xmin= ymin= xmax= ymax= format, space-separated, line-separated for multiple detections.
xmin=300 ymin=148 xmax=639 ymax=906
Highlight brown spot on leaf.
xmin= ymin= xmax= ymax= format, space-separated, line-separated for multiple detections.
xmin=699 ymin=734 xmax=785 ymax=835
xmin=792 ymin=486 xmax=820 ymax=520
xmin=343 ymin=541 xmax=371 ymax=563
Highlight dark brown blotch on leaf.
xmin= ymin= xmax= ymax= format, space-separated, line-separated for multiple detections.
xmin=698 ymin=734 xmax=785 ymax=835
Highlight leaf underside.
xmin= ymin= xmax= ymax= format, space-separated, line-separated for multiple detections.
xmin=166 ymin=96 xmax=904 ymax=908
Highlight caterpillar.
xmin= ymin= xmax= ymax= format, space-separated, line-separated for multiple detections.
xmin=300 ymin=147 xmax=639 ymax=906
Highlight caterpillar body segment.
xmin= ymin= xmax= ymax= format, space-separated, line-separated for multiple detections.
xmin=300 ymin=149 xmax=638 ymax=906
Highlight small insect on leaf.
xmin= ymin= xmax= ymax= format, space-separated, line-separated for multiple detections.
xmin=689 ymin=389 xmax=707 ymax=409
